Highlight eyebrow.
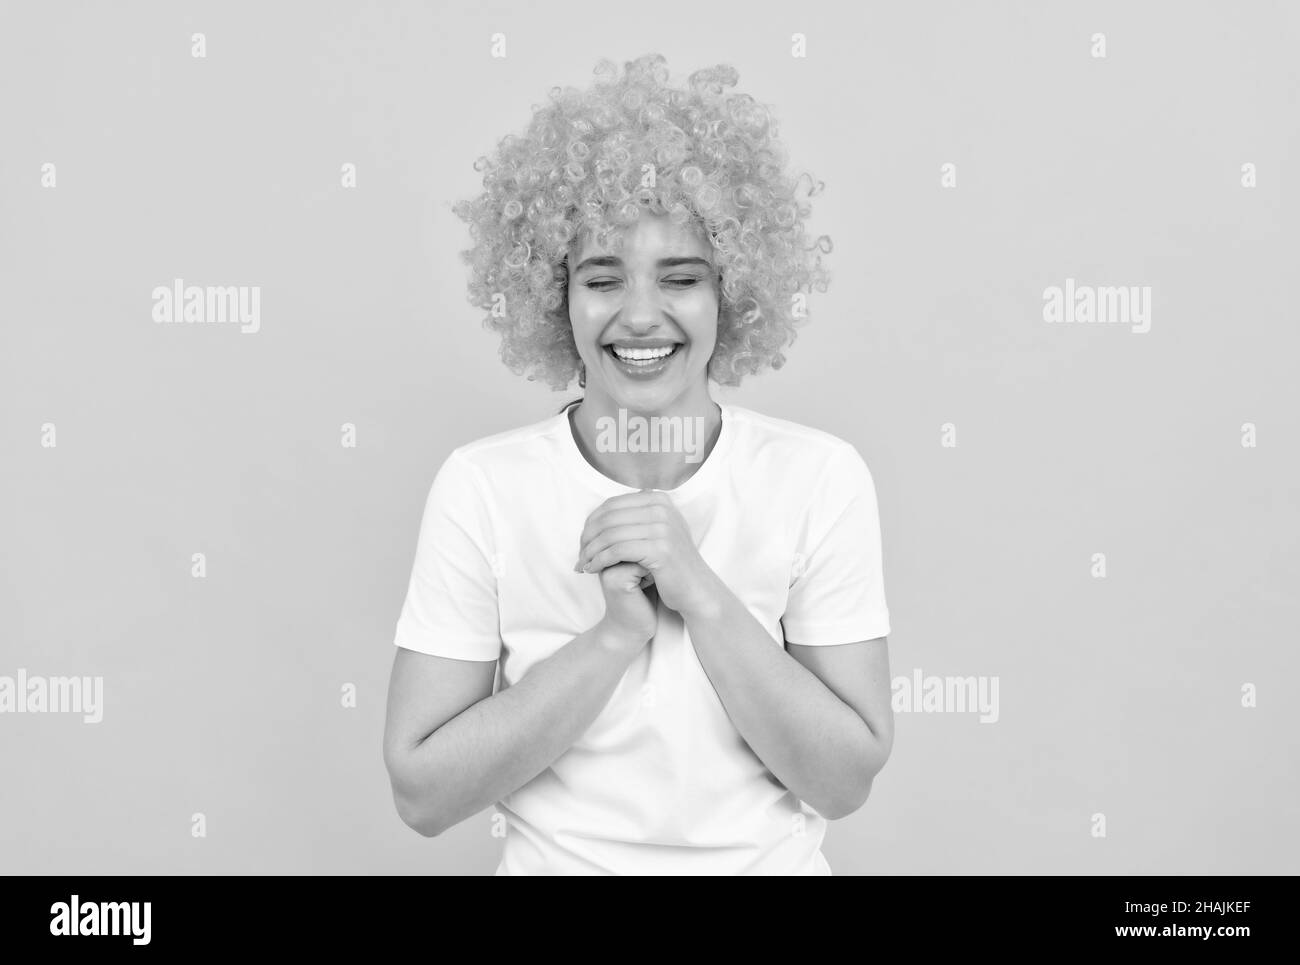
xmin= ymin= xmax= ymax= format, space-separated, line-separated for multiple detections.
xmin=572 ymin=256 xmax=714 ymax=273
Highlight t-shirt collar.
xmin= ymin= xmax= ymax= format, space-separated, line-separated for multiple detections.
xmin=556 ymin=399 xmax=734 ymax=501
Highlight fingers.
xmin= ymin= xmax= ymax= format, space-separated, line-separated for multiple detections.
xmin=603 ymin=489 xmax=671 ymax=509
xmin=579 ymin=507 xmax=676 ymax=567
xmin=575 ymin=523 xmax=663 ymax=571
xmin=582 ymin=539 xmax=657 ymax=575
xmin=575 ymin=491 xmax=682 ymax=575
xmin=577 ymin=501 xmax=674 ymax=557
xmin=583 ymin=504 xmax=670 ymax=536
xmin=604 ymin=562 xmax=655 ymax=593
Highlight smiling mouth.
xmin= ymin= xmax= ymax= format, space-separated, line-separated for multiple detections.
xmin=605 ymin=343 xmax=682 ymax=367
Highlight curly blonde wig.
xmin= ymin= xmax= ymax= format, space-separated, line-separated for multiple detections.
xmin=452 ymin=53 xmax=832 ymax=390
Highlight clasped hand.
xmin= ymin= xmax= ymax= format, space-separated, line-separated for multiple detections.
xmin=574 ymin=489 xmax=716 ymax=618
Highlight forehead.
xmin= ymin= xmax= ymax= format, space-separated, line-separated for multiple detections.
xmin=571 ymin=214 xmax=714 ymax=263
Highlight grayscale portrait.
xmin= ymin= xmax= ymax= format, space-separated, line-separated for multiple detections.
xmin=2 ymin=2 xmax=1295 ymax=881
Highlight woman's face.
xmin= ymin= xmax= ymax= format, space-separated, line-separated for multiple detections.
xmin=567 ymin=212 xmax=720 ymax=414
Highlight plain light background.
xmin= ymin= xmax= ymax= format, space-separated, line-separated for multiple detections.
xmin=2 ymin=0 xmax=1297 ymax=874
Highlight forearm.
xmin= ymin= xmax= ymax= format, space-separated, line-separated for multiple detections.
xmin=393 ymin=621 xmax=641 ymax=836
xmin=682 ymin=575 xmax=888 ymax=818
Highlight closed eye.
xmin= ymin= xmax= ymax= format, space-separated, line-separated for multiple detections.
xmin=584 ymin=277 xmax=701 ymax=291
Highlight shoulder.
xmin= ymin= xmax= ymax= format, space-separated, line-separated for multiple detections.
xmin=724 ymin=403 xmax=871 ymax=482
xmin=418 ymin=410 xmax=571 ymax=529
xmin=441 ymin=408 xmax=570 ymax=479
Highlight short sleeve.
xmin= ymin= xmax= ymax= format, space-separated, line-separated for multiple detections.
xmin=393 ymin=450 xmax=502 ymax=661
xmin=780 ymin=443 xmax=891 ymax=646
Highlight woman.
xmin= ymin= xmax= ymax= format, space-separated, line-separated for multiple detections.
xmin=383 ymin=54 xmax=894 ymax=875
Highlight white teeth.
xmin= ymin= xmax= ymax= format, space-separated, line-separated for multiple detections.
xmin=611 ymin=344 xmax=676 ymax=361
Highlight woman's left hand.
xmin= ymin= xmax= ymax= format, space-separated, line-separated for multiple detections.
xmin=575 ymin=489 xmax=718 ymax=618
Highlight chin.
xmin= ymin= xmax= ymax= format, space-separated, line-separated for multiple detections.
xmin=599 ymin=379 xmax=674 ymax=410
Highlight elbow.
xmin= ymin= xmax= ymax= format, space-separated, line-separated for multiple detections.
xmin=816 ymin=780 xmax=868 ymax=821
xmin=385 ymin=748 xmax=448 ymax=838
xmin=414 ymin=821 xmax=444 ymax=838
xmin=817 ymin=776 xmax=873 ymax=822
xmin=820 ymin=735 xmax=892 ymax=821
xmin=394 ymin=788 xmax=447 ymax=837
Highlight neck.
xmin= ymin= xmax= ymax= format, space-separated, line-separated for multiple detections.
xmin=569 ymin=386 xmax=722 ymax=490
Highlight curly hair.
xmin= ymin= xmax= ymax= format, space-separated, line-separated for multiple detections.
xmin=451 ymin=53 xmax=832 ymax=390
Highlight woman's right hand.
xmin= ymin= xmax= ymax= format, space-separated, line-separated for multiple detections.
xmin=596 ymin=562 xmax=658 ymax=650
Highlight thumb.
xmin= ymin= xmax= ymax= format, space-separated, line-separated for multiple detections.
xmin=605 ymin=561 xmax=650 ymax=593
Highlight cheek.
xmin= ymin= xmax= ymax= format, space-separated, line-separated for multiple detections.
xmin=567 ymin=290 xmax=602 ymax=332
xmin=676 ymin=289 xmax=721 ymax=335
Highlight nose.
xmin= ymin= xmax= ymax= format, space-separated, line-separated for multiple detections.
xmin=621 ymin=278 xmax=662 ymax=333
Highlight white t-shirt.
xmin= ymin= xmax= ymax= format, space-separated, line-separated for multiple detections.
xmin=394 ymin=400 xmax=891 ymax=875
